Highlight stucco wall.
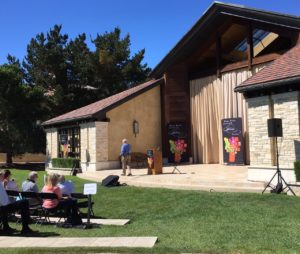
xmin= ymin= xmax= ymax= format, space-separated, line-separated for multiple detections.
xmin=106 ymin=85 xmax=162 ymax=161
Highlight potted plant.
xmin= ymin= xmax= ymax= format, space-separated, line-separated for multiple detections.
xmin=294 ymin=161 xmax=300 ymax=182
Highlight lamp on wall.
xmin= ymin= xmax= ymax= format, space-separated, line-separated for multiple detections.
xmin=133 ymin=120 xmax=139 ymax=137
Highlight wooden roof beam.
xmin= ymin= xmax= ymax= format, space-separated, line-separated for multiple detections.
xmin=247 ymin=23 xmax=254 ymax=70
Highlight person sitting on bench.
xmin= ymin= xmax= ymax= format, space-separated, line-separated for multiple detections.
xmin=42 ymin=173 xmax=81 ymax=225
xmin=22 ymin=171 xmax=39 ymax=192
xmin=0 ymin=172 xmax=35 ymax=235
xmin=57 ymin=175 xmax=74 ymax=197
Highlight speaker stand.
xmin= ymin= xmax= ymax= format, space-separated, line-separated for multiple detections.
xmin=172 ymin=163 xmax=182 ymax=174
xmin=262 ymin=137 xmax=296 ymax=196
xmin=83 ymin=194 xmax=100 ymax=229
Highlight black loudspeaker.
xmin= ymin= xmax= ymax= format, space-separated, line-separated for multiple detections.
xmin=102 ymin=175 xmax=120 ymax=187
xmin=267 ymin=118 xmax=282 ymax=137
xmin=271 ymin=183 xmax=283 ymax=194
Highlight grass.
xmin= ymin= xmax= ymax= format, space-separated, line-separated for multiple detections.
xmin=2 ymin=169 xmax=300 ymax=253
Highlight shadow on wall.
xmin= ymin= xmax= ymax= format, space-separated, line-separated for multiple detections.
xmin=295 ymin=140 xmax=300 ymax=161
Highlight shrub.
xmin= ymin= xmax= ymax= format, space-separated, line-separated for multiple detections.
xmin=52 ymin=158 xmax=80 ymax=168
xmin=294 ymin=161 xmax=300 ymax=182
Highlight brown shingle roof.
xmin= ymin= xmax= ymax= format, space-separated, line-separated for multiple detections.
xmin=235 ymin=44 xmax=300 ymax=92
xmin=43 ymin=78 xmax=163 ymax=126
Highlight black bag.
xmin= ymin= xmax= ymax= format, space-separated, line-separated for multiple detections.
xmin=102 ymin=175 xmax=120 ymax=187
xmin=71 ymin=213 xmax=82 ymax=226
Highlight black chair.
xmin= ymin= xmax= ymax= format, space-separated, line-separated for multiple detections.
xmin=71 ymin=193 xmax=95 ymax=217
xmin=0 ymin=206 xmax=3 ymax=230
xmin=6 ymin=190 xmax=21 ymax=200
xmin=20 ymin=192 xmax=43 ymax=222
xmin=37 ymin=192 xmax=65 ymax=224
xmin=5 ymin=190 xmax=22 ymax=223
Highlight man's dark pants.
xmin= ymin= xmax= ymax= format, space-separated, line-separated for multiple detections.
xmin=1 ymin=199 xmax=30 ymax=230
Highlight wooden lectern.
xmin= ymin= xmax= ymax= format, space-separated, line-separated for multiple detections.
xmin=147 ymin=148 xmax=162 ymax=175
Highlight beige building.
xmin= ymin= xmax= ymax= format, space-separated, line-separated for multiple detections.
xmin=43 ymin=3 xmax=300 ymax=183
xmin=43 ymin=79 xmax=162 ymax=171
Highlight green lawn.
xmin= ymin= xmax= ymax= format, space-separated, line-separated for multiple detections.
xmin=2 ymin=169 xmax=300 ymax=254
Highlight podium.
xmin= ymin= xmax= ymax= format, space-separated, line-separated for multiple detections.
xmin=147 ymin=149 xmax=162 ymax=175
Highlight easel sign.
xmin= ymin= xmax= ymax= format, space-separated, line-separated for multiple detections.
xmin=83 ymin=183 xmax=98 ymax=229
xmin=83 ymin=183 xmax=97 ymax=195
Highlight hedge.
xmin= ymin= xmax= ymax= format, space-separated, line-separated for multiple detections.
xmin=52 ymin=158 xmax=80 ymax=168
xmin=294 ymin=161 xmax=300 ymax=182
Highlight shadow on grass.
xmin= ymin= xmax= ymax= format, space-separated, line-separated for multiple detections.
xmin=0 ymin=231 xmax=60 ymax=237
xmin=0 ymin=163 xmax=45 ymax=171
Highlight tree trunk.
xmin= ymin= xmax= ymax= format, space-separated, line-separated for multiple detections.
xmin=6 ymin=151 xmax=13 ymax=165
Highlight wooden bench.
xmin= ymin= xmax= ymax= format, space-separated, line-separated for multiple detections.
xmin=130 ymin=152 xmax=147 ymax=168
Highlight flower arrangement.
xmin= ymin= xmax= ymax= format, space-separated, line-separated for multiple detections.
xmin=224 ymin=137 xmax=241 ymax=163
xmin=169 ymin=139 xmax=187 ymax=163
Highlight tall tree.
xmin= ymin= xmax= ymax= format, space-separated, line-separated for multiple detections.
xmin=92 ymin=27 xmax=151 ymax=97
xmin=0 ymin=64 xmax=45 ymax=163
xmin=23 ymin=25 xmax=151 ymax=118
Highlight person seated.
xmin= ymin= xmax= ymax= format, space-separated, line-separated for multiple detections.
xmin=22 ymin=171 xmax=39 ymax=192
xmin=3 ymin=169 xmax=19 ymax=191
xmin=0 ymin=172 xmax=35 ymax=235
xmin=42 ymin=174 xmax=81 ymax=225
xmin=57 ymin=175 xmax=74 ymax=197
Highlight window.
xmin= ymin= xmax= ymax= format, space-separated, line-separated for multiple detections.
xmin=234 ymin=29 xmax=278 ymax=57
xmin=58 ymin=127 xmax=80 ymax=158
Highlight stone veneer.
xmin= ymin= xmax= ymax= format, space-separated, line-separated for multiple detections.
xmin=80 ymin=121 xmax=112 ymax=172
xmin=247 ymin=91 xmax=300 ymax=182
xmin=45 ymin=128 xmax=58 ymax=168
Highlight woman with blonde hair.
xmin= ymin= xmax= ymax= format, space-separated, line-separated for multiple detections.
xmin=42 ymin=173 xmax=81 ymax=225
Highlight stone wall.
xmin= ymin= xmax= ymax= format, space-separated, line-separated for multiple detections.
xmin=247 ymin=91 xmax=300 ymax=182
xmin=247 ymin=96 xmax=272 ymax=167
xmin=80 ymin=121 xmax=110 ymax=171
xmin=45 ymin=128 xmax=58 ymax=168
xmin=80 ymin=122 xmax=95 ymax=171
xmin=273 ymin=92 xmax=300 ymax=168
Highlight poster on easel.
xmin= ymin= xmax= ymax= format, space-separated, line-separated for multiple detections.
xmin=222 ymin=118 xmax=244 ymax=165
xmin=167 ymin=122 xmax=188 ymax=163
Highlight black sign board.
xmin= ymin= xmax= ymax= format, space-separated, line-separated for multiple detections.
xmin=167 ymin=122 xmax=188 ymax=163
xmin=222 ymin=118 xmax=244 ymax=165
xmin=59 ymin=134 xmax=68 ymax=145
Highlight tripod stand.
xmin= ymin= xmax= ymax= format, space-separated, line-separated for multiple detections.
xmin=172 ymin=163 xmax=182 ymax=174
xmin=172 ymin=153 xmax=182 ymax=174
xmin=262 ymin=136 xmax=296 ymax=195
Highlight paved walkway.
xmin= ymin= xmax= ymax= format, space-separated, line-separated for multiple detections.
xmin=79 ymin=164 xmax=265 ymax=193
xmin=0 ymin=236 xmax=157 ymax=248
xmin=48 ymin=217 xmax=130 ymax=225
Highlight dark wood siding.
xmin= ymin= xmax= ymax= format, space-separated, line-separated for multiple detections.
xmin=161 ymin=64 xmax=191 ymax=161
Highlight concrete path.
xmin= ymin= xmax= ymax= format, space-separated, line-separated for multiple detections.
xmin=0 ymin=236 xmax=157 ymax=248
xmin=48 ymin=217 xmax=130 ymax=225
xmin=79 ymin=164 xmax=265 ymax=193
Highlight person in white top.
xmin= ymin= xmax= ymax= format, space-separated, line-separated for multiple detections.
xmin=3 ymin=169 xmax=19 ymax=191
xmin=0 ymin=172 xmax=35 ymax=235
xmin=57 ymin=175 xmax=74 ymax=197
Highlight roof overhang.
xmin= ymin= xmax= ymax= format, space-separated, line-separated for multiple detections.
xmin=235 ymin=75 xmax=300 ymax=93
xmin=150 ymin=2 xmax=300 ymax=79
xmin=42 ymin=78 xmax=164 ymax=128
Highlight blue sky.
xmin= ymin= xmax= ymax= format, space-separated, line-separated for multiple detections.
xmin=1 ymin=0 xmax=299 ymax=68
